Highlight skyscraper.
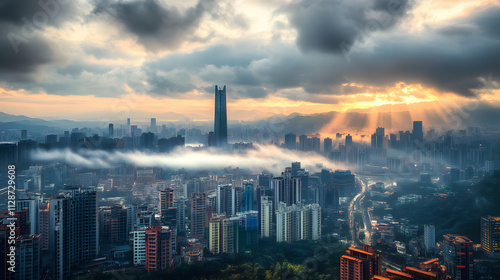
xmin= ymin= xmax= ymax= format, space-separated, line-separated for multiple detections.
xmin=191 ymin=192 xmax=208 ymax=239
xmin=49 ymin=187 xmax=98 ymax=280
xmin=145 ymin=225 xmax=172 ymax=272
xmin=443 ymin=234 xmax=473 ymax=280
xmin=15 ymin=195 xmax=41 ymax=235
xmin=151 ymin=118 xmax=157 ymax=133
xmin=214 ymin=85 xmax=228 ymax=147
xmin=16 ymin=234 xmax=41 ymax=280
xmin=424 ymin=225 xmax=436 ymax=252
xmin=412 ymin=121 xmax=423 ymax=142
xmin=99 ymin=204 xmax=130 ymax=244
xmin=127 ymin=118 xmax=131 ymax=136
xmin=371 ymin=127 xmax=385 ymax=149
xmin=241 ymin=182 xmax=255 ymax=212
xmin=272 ymin=167 xmax=301 ymax=207
xmin=174 ymin=198 xmax=187 ymax=234
xmin=275 ymin=202 xmax=321 ymax=242
xmin=216 ymin=184 xmax=242 ymax=216
xmin=285 ymin=133 xmax=296 ymax=150
xmin=481 ymin=216 xmax=500 ymax=256
xmin=159 ymin=188 xmax=174 ymax=216
xmin=208 ymin=215 xmax=223 ymax=254
xmin=133 ymin=228 xmax=146 ymax=266
xmin=108 ymin=123 xmax=114 ymax=138
xmin=345 ymin=134 xmax=353 ymax=146
xmin=324 ymin=137 xmax=332 ymax=155
xmin=260 ymin=196 xmax=274 ymax=238
xmin=312 ymin=136 xmax=320 ymax=153
xmin=299 ymin=135 xmax=308 ymax=151
xmin=291 ymin=162 xmax=301 ymax=176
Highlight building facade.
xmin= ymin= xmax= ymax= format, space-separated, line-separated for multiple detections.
xmin=214 ymin=85 xmax=228 ymax=147
xmin=443 ymin=234 xmax=474 ymax=280
xmin=481 ymin=216 xmax=500 ymax=256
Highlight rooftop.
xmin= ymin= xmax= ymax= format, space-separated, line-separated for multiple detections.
xmin=443 ymin=234 xmax=473 ymax=245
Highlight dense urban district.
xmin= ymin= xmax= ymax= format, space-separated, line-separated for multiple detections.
xmin=1 ymin=87 xmax=500 ymax=280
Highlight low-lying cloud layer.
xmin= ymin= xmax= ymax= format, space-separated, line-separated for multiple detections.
xmin=31 ymin=145 xmax=350 ymax=174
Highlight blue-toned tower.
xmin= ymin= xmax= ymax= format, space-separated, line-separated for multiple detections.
xmin=214 ymin=85 xmax=228 ymax=147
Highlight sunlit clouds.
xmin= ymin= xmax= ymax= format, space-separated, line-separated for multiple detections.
xmin=0 ymin=0 xmax=500 ymax=128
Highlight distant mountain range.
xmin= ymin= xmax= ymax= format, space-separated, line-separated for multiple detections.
xmin=1 ymin=100 xmax=500 ymax=136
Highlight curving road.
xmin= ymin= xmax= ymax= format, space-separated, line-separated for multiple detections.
xmin=348 ymin=177 xmax=372 ymax=247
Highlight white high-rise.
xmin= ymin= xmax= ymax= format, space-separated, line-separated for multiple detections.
xmin=260 ymin=196 xmax=274 ymax=237
xmin=275 ymin=202 xmax=321 ymax=243
xmin=133 ymin=228 xmax=146 ymax=265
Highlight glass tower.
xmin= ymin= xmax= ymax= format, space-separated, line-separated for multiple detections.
xmin=214 ymin=85 xmax=228 ymax=147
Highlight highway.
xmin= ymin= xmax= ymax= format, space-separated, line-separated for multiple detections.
xmin=348 ymin=177 xmax=372 ymax=247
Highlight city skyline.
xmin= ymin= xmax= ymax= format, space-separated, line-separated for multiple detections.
xmin=2 ymin=1 xmax=500 ymax=279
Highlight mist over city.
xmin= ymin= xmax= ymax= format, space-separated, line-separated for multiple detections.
xmin=1 ymin=0 xmax=500 ymax=280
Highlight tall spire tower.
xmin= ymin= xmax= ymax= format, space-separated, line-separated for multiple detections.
xmin=214 ymin=85 xmax=228 ymax=147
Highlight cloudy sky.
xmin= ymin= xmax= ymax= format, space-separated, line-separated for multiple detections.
xmin=0 ymin=0 xmax=499 ymax=123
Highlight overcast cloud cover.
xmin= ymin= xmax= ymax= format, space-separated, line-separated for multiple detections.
xmin=0 ymin=0 xmax=499 ymax=108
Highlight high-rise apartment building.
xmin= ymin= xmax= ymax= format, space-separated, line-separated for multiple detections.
xmin=216 ymin=184 xmax=242 ymax=216
xmin=371 ymin=127 xmax=385 ymax=149
xmin=174 ymin=198 xmax=187 ymax=233
xmin=272 ymin=167 xmax=301 ymax=207
xmin=49 ymin=186 xmax=98 ymax=280
xmin=275 ymin=202 xmax=321 ymax=242
xmin=99 ymin=204 xmax=130 ymax=244
xmin=481 ymin=216 xmax=500 ymax=256
xmin=214 ymin=85 xmax=228 ymax=147
xmin=159 ymin=188 xmax=175 ymax=216
xmin=16 ymin=234 xmax=41 ymax=280
xmin=133 ymin=228 xmax=146 ymax=266
xmin=260 ymin=196 xmax=274 ymax=238
xmin=340 ymin=246 xmax=380 ymax=280
xmin=285 ymin=133 xmax=296 ymax=150
xmin=412 ymin=121 xmax=424 ymax=142
xmin=424 ymin=225 xmax=436 ymax=252
xmin=241 ymin=182 xmax=255 ymax=212
xmin=145 ymin=225 xmax=172 ymax=272
xmin=16 ymin=194 xmax=41 ymax=235
xmin=443 ymin=234 xmax=473 ymax=280
xmin=39 ymin=201 xmax=50 ymax=251
xmin=208 ymin=215 xmax=238 ymax=255
xmin=324 ymin=137 xmax=333 ymax=155
xmin=191 ymin=192 xmax=208 ymax=239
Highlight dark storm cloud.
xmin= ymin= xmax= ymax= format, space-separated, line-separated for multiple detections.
xmin=93 ymin=0 xmax=248 ymax=52
xmin=144 ymin=6 xmax=500 ymax=99
xmin=0 ymin=0 xmax=77 ymax=26
xmin=281 ymin=0 xmax=412 ymax=53
xmin=345 ymin=37 xmax=500 ymax=97
xmin=142 ymin=44 xmax=269 ymax=97
xmin=0 ymin=32 xmax=58 ymax=74
xmin=0 ymin=0 xmax=77 ymax=75
xmin=338 ymin=4 xmax=500 ymax=97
